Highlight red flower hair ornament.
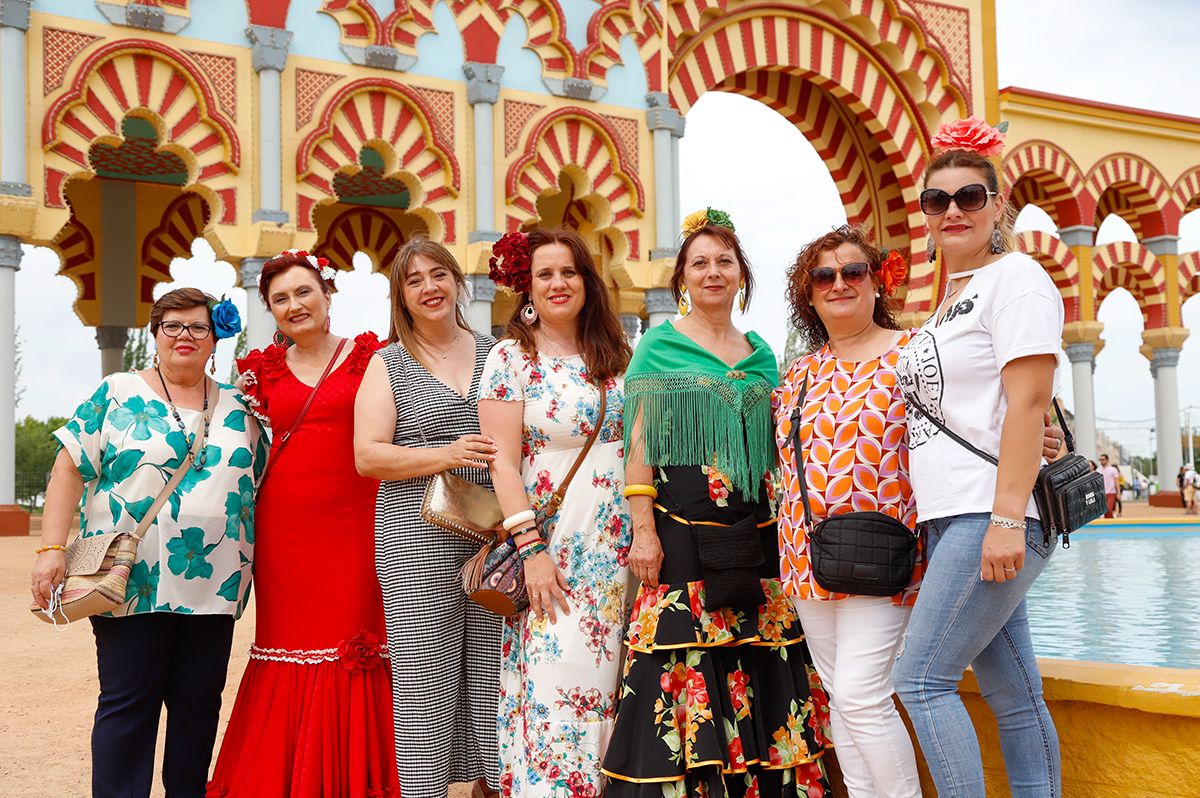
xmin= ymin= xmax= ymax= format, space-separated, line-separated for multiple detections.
xmin=488 ymin=232 xmax=533 ymax=294
xmin=878 ymin=250 xmax=908 ymax=296
xmin=929 ymin=116 xmax=1008 ymax=157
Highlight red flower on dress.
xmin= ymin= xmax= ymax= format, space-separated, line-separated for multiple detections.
xmin=489 ymin=232 xmax=533 ymax=294
xmin=337 ymin=631 xmax=383 ymax=672
xmin=929 ymin=115 xmax=1006 ymax=157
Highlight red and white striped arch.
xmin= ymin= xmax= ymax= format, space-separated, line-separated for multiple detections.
xmin=1172 ymin=165 xmax=1200 ymax=216
xmin=579 ymin=1 xmax=665 ymax=90
xmin=49 ymin=217 xmax=99 ymax=326
xmin=1180 ymin=250 xmax=1200 ymax=302
xmin=1085 ymin=153 xmax=1175 ymax=239
xmin=140 ymin=192 xmax=210 ymax=314
xmin=41 ymin=39 xmax=240 ymax=223
xmin=1093 ymin=240 xmax=1167 ymax=328
xmin=1003 ymin=140 xmax=1088 ymax=230
xmin=1017 ymin=231 xmax=1080 ymax=322
xmin=505 ymin=107 xmax=645 ymax=263
xmin=296 ymin=78 xmax=460 ymax=240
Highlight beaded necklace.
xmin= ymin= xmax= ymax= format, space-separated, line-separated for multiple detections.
xmin=156 ymin=367 xmax=210 ymax=471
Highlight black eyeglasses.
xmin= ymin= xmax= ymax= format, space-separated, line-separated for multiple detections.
xmin=809 ymin=262 xmax=875 ymax=291
xmin=158 ymin=321 xmax=213 ymax=339
xmin=919 ymin=183 xmax=997 ymax=215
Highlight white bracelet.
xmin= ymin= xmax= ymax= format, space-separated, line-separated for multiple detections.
xmin=989 ymin=513 xmax=1026 ymax=530
xmin=502 ymin=510 xmax=536 ymax=531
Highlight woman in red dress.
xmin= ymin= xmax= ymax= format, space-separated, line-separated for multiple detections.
xmin=207 ymin=250 xmax=398 ymax=798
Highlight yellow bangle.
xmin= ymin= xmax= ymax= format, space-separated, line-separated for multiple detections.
xmin=36 ymin=544 xmax=67 ymax=554
xmin=623 ymin=484 xmax=658 ymax=499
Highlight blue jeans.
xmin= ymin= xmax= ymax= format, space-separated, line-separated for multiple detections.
xmin=892 ymin=512 xmax=1061 ymax=797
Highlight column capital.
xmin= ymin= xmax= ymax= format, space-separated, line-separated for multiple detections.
xmin=468 ymin=230 xmax=502 ymax=244
xmin=463 ymin=63 xmax=504 ymax=105
xmin=620 ymin=313 xmax=642 ymax=340
xmin=544 ymin=77 xmax=605 ymax=102
xmin=0 ymin=235 xmax=22 ymax=270
xmin=645 ymin=93 xmax=686 ymax=137
xmin=1064 ymin=342 xmax=1095 ymax=364
xmin=246 ymin=25 xmax=293 ymax=72
xmin=465 ymin=273 xmax=497 ymax=303
xmin=649 ymin=246 xmax=679 ymax=261
xmin=98 ymin=1 xmax=188 ymax=33
xmin=644 ymin=287 xmax=677 ymax=315
xmin=1151 ymin=347 xmax=1181 ymax=370
xmin=1058 ymin=225 xmax=1096 ymax=248
xmin=0 ymin=0 xmax=30 ymax=31
xmin=239 ymin=257 xmax=266 ymax=290
xmin=1143 ymin=235 xmax=1180 ymax=257
xmin=1142 ymin=326 xmax=1190 ymax=353
xmin=95 ymin=326 xmax=130 ymax=350
xmin=1062 ymin=320 xmax=1103 ymax=348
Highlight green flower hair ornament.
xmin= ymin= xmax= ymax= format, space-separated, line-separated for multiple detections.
xmin=208 ymin=296 xmax=242 ymax=341
xmin=681 ymin=207 xmax=736 ymax=236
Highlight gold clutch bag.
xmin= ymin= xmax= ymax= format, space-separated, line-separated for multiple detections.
xmin=420 ymin=471 xmax=502 ymax=545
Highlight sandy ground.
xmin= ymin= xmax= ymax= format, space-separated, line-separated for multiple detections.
xmin=0 ymin=533 xmax=473 ymax=798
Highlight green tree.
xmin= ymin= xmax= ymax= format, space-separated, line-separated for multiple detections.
xmin=14 ymin=415 xmax=68 ymax=504
xmin=227 ymin=328 xmax=248 ymax=383
xmin=124 ymin=328 xmax=151 ymax=371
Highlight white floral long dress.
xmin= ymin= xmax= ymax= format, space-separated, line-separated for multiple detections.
xmin=479 ymin=339 xmax=634 ymax=798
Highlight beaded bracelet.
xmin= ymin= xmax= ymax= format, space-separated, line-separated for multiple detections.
xmin=989 ymin=513 xmax=1026 ymax=531
xmin=503 ymin=510 xmax=536 ymax=531
xmin=35 ymin=544 xmax=67 ymax=554
xmin=517 ymin=540 xmax=547 ymax=561
xmin=623 ymin=483 xmax=658 ymax=499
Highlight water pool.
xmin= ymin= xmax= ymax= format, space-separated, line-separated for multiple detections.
xmin=1026 ymin=526 xmax=1200 ymax=669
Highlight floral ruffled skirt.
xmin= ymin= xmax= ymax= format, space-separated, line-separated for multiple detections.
xmin=601 ymin=474 xmax=832 ymax=798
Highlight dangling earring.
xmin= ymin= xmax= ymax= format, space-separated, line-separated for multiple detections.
xmin=677 ymin=288 xmax=691 ymax=316
xmin=737 ymin=280 xmax=746 ymax=313
xmin=521 ymin=302 xmax=538 ymax=324
xmin=153 ymin=352 xmax=160 ymax=369
xmin=926 ymin=236 xmax=937 ymax=263
xmin=272 ymin=329 xmax=289 ymax=347
xmin=323 ymin=314 xmax=331 ymax=332
xmin=209 ymin=353 xmax=217 ymax=375
xmin=991 ymin=228 xmax=1005 ymax=254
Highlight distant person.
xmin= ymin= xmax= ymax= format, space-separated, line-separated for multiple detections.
xmin=1178 ymin=466 xmax=1189 ymax=509
xmin=1098 ymin=454 xmax=1120 ymax=518
xmin=1088 ymin=459 xmax=1097 ymax=472
xmin=1132 ymin=476 xmax=1142 ymax=500
xmin=1185 ymin=464 xmax=1199 ymax=515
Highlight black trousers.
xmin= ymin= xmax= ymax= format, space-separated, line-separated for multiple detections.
xmin=90 ymin=612 xmax=235 ymax=798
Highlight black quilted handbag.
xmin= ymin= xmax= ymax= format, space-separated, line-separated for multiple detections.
xmin=905 ymin=394 xmax=1104 ymax=548
xmin=786 ymin=375 xmax=918 ymax=597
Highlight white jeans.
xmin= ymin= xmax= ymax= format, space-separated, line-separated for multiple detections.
xmin=793 ymin=596 xmax=921 ymax=798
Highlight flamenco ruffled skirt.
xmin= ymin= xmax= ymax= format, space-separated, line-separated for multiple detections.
xmin=601 ymin=518 xmax=833 ymax=797
xmin=206 ymin=637 xmax=399 ymax=798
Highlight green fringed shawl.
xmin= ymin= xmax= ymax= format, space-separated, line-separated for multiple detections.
xmin=624 ymin=320 xmax=779 ymax=499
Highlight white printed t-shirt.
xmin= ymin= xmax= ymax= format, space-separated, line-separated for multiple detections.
xmin=896 ymin=251 xmax=1064 ymax=522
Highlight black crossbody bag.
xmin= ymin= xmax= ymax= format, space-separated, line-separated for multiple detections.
xmin=785 ymin=374 xmax=918 ymax=596
xmin=904 ymin=393 xmax=1104 ymax=548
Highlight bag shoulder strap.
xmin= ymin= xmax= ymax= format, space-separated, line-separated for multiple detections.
xmin=131 ymin=389 xmax=211 ymax=541
xmin=784 ymin=368 xmax=815 ymax=526
xmin=904 ymin=392 xmax=1075 ymax=468
xmin=259 ymin=338 xmax=348 ymax=487
xmin=542 ymin=383 xmax=607 ymax=518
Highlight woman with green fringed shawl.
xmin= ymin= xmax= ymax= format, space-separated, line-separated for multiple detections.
xmin=601 ymin=211 xmax=832 ymax=798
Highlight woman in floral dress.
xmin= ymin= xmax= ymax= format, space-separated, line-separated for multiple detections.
xmin=601 ymin=210 xmax=832 ymax=797
xmin=478 ymin=228 xmax=634 ymax=796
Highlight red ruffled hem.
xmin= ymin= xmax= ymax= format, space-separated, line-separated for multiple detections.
xmin=208 ymin=654 xmax=399 ymax=798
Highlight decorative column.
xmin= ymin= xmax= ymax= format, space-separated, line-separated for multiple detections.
xmin=1060 ymin=225 xmax=1097 ymax=319
xmin=239 ymin=258 xmax=276 ymax=350
xmin=247 ymin=25 xmax=292 ymax=224
xmin=1144 ymin=327 xmax=1190 ymax=505
xmin=0 ymin=235 xmax=23 ymax=533
xmin=96 ymin=326 xmax=130 ymax=376
xmin=646 ymin=93 xmax=686 ymax=260
xmin=0 ymin=0 xmax=30 ymax=196
xmin=1062 ymin=320 xmax=1103 ymax=462
xmin=645 ymin=288 xmax=676 ymax=329
xmin=465 ymin=274 xmax=497 ymax=336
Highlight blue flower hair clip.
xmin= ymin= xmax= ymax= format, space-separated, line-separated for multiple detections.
xmin=208 ymin=296 xmax=242 ymax=341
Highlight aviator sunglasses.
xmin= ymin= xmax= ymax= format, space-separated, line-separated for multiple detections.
xmin=919 ymin=183 xmax=997 ymax=215
xmin=809 ymin=261 xmax=876 ymax=291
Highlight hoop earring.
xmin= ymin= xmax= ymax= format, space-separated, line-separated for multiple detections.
xmin=521 ymin=302 xmax=538 ymax=324
xmin=926 ymin=236 xmax=937 ymax=263
xmin=677 ymin=288 xmax=690 ymax=316
xmin=737 ymin=280 xmax=746 ymax=313
xmin=272 ymin=329 xmax=289 ymax=347
xmin=991 ymin=228 xmax=1005 ymax=254
xmin=209 ymin=353 xmax=217 ymax=375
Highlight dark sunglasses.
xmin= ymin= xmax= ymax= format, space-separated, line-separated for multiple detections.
xmin=919 ymin=183 xmax=997 ymax=215
xmin=809 ymin=262 xmax=875 ymax=291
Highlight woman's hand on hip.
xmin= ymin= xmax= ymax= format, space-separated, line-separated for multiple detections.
xmin=523 ymin=551 xmax=570 ymax=624
xmin=30 ymin=551 xmax=66 ymax=609
xmin=980 ymin=523 xmax=1025 ymax=583
xmin=444 ymin=434 xmax=497 ymax=469
xmin=629 ymin=530 xmax=664 ymax=588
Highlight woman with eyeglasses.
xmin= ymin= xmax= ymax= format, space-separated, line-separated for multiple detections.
xmin=891 ymin=118 xmax=1065 ymax=796
xmin=31 ymin=288 xmax=265 ymax=797
xmin=208 ymin=250 xmax=398 ymax=797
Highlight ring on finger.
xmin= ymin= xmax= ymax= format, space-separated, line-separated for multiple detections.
xmin=1003 ymin=565 xmax=1017 ymax=572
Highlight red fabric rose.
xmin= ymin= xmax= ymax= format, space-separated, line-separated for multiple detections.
xmin=929 ymin=115 xmax=1006 ymax=157
xmin=489 ymin=232 xmax=533 ymax=294
xmin=879 ymin=250 xmax=908 ymax=296
xmin=337 ymin=631 xmax=383 ymax=672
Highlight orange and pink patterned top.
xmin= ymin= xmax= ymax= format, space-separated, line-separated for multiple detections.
xmin=772 ymin=332 xmax=923 ymax=605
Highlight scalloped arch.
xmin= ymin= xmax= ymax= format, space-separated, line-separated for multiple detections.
xmin=1004 ymin=140 xmax=1088 ymax=229
xmin=1093 ymin=240 xmax=1167 ymax=328
xmin=1085 ymin=153 xmax=1175 ymax=238
xmin=1017 ymin=231 xmax=1080 ymax=321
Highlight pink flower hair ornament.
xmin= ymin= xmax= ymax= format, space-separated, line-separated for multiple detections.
xmin=488 ymin=231 xmax=533 ymax=294
xmin=929 ymin=116 xmax=1009 ymax=158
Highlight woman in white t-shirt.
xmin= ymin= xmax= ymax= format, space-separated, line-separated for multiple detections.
xmin=892 ymin=118 xmax=1064 ymax=797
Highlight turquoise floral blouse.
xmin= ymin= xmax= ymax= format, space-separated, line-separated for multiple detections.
xmin=54 ymin=373 xmax=268 ymax=617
